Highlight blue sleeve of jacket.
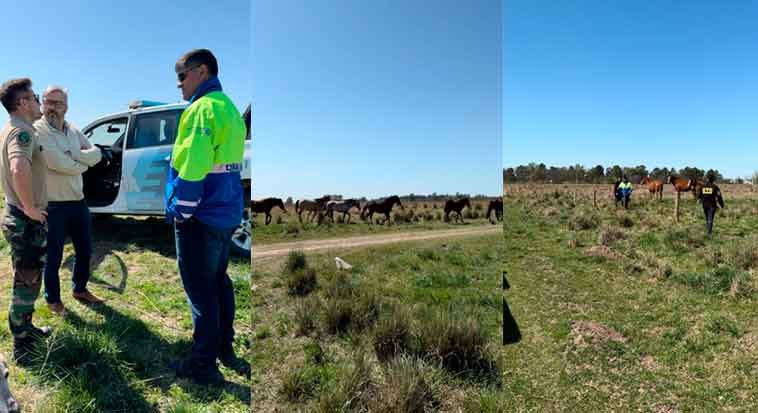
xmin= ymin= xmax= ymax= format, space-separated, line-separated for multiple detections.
xmin=165 ymin=164 xmax=205 ymax=223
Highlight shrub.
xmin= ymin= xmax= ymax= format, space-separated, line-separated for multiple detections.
xmin=316 ymin=353 xmax=373 ymax=412
xmin=374 ymin=307 xmax=414 ymax=362
xmin=287 ymin=267 xmax=317 ymax=296
xmin=598 ymin=227 xmax=625 ymax=247
xmin=284 ymin=250 xmax=307 ymax=274
xmin=294 ymin=297 xmax=320 ymax=336
xmin=371 ymin=356 xmax=438 ymax=413
xmin=568 ymin=209 xmax=599 ymax=231
xmin=416 ymin=308 xmax=499 ymax=381
xmin=304 ymin=340 xmax=325 ymax=365
xmin=285 ymin=220 xmax=300 ymax=236
xmin=281 ymin=364 xmax=322 ymax=402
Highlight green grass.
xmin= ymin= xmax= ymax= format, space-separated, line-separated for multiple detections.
xmin=500 ymin=188 xmax=758 ymax=411
xmin=251 ymin=233 xmax=504 ymax=411
xmin=0 ymin=189 xmax=251 ymax=412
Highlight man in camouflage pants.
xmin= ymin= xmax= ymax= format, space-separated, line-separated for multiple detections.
xmin=0 ymin=78 xmax=52 ymax=365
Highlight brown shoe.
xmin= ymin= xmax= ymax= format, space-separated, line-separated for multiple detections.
xmin=47 ymin=302 xmax=67 ymax=315
xmin=72 ymin=290 xmax=104 ymax=304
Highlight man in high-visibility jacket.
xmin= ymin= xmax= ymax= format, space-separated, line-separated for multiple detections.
xmin=165 ymin=48 xmax=250 ymax=384
xmin=618 ymin=175 xmax=633 ymax=209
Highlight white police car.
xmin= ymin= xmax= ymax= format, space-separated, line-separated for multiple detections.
xmin=81 ymin=100 xmax=252 ymax=257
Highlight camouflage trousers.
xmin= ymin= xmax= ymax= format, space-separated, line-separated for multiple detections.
xmin=1 ymin=207 xmax=47 ymax=339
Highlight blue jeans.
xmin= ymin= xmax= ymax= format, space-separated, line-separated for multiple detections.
xmin=43 ymin=200 xmax=92 ymax=304
xmin=174 ymin=218 xmax=236 ymax=367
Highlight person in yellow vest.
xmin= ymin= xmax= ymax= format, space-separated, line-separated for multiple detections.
xmin=618 ymin=175 xmax=633 ymax=209
xmin=166 ymin=48 xmax=250 ymax=384
xmin=698 ymin=172 xmax=725 ymax=235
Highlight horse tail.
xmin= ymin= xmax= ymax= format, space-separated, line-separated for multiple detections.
xmin=295 ymin=200 xmax=300 ymax=214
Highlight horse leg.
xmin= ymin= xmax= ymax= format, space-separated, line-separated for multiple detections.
xmin=265 ymin=213 xmax=271 ymax=225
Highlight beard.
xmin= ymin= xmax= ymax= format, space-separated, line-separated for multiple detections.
xmin=45 ymin=111 xmax=61 ymax=124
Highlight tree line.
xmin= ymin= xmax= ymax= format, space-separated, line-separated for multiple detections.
xmin=501 ymin=163 xmax=752 ymax=184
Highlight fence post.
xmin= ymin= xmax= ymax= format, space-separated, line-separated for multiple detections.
xmin=674 ymin=191 xmax=680 ymax=223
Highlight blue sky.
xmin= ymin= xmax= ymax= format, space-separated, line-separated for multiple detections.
xmin=252 ymin=0 xmax=502 ymax=199
xmin=504 ymin=0 xmax=757 ymax=180
xmin=0 ymin=1 xmax=249 ymax=130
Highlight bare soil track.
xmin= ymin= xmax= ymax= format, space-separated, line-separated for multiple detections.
xmin=252 ymin=225 xmax=502 ymax=260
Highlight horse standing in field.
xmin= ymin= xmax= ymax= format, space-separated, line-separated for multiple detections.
xmin=667 ymin=175 xmax=703 ymax=200
xmin=295 ymin=195 xmax=331 ymax=223
xmin=361 ymin=195 xmax=403 ymax=225
xmin=326 ymin=199 xmax=361 ymax=224
xmin=487 ymin=198 xmax=503 ymax=223
xmin=640 ymin=176 xmax=664 ymax=201
xmin=444 ymin=197 xmax=472 ymax=223
xmin=251 ymin=197 xmax=287 ymax=225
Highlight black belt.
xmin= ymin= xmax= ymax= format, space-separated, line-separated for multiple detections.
xmin=6 ymin=203 xmax=30 ymax=220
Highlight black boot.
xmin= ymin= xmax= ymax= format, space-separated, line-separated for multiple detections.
xmin=219 ymin=345 xmax=251 ymax=379
xmin=170 ymin=357 xmax=224 ymax=385
xmin=12 ymin=337 xmax=36 ymax=366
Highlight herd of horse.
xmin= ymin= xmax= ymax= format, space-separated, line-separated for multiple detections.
xmin=615 ymin=175 xmax=706 ymax=204
xmin=250 ymin=195 xmax=504 ymax=226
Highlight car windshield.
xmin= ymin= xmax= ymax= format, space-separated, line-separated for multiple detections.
xmin=85 ymin=118 xmax=128 ymax=147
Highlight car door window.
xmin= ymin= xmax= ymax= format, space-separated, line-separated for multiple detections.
xmin=127 ymin=110 xmax=182 ymax=149
xmin=84 ymin=118 xmax=128 ymax=147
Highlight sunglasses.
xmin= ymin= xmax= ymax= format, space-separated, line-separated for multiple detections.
xmin=177 ymin=65 xmax=200 ymax=82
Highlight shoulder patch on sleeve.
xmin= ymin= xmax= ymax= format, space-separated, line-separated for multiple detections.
xmin=17 ymin=131 xmax=31 ymax=147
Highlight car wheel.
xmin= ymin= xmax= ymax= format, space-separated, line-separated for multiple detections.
xmin=230 ymin=209 xmax=251 ymax=258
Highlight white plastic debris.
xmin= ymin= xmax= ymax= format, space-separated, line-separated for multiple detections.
xmin=335 ymin=257 xmax=353 ymax=270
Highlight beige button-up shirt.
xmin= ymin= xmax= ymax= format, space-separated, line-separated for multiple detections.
xmin=34 ymin=117 xmax=102 ymax=202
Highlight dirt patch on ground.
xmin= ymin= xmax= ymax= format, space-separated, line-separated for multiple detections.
xmin=641 ymin=355 xmax=661 ymax=372
xmin=253 ymin=226 xmax=502 ymax=261
xmin=570 ymin=320 xmax=628 ymax=349
xmin=583 ymin=245 xmax=623 ymax=260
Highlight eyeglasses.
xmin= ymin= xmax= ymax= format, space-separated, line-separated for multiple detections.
xmin=19 ymin=93 xmax=40 ymax=105
xmin=43 ymin=99 xmax=67 ymax=108
xmin=177 ymin=65 xmax=200 ymax=82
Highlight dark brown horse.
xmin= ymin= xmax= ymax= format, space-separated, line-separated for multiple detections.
xmin=361 ymin=195 xmax=403 ymax=225
xmin=295 ymin=195 xmax=331 ymax=223
xmin=444 ymin=197 xmax=471 ymax=223
xmin=251 ymin=197 xmax=286 ymax=225
xmin=640 ymin=176 xmax=664 ymax=201
xmin=667 ymin=175 xmax=702 ymax=200
xmin=487 ymin=198 xmax=503 ymax=223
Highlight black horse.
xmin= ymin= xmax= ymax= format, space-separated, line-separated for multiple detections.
xmin=487 ymin=198 xmax=503 ymax=223
xmin=251 ymin=197 xmax=287 ymax=225
xmin=444 ymin=197 xmax=471 ymax=223
xmin=361 ymin=195 xmax=402 ymax=225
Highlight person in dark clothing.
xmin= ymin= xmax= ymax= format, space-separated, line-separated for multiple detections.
xmin=699 ymin=172 xmax=725 ymax=235
xmin=613 ymin=178 xmax=622 ymax=207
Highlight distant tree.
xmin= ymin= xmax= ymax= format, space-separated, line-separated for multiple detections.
xmin=504 ymin=168 xmax=515 ymax=183
xmin=735 ymin=177 xmax=744 ymax=184
xmin=607 ymin=165 xmax=623 ymax=182
xmin=680 ymin=167 xmax=705 ymax=181
xmin=285 ymin=196 xmax=293 ymax=206
xmin=589 ymin=165 xmax=605 ymax=183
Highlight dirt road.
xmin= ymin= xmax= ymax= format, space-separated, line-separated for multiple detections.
xmin=253 ymin=225 xmax=502 ymax=260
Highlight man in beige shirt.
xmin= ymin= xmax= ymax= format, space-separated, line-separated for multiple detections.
xmin=34 ymin=86 xmax=103 ymax=314
xmin=0 ymin=78 xmax=52 ymax=365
